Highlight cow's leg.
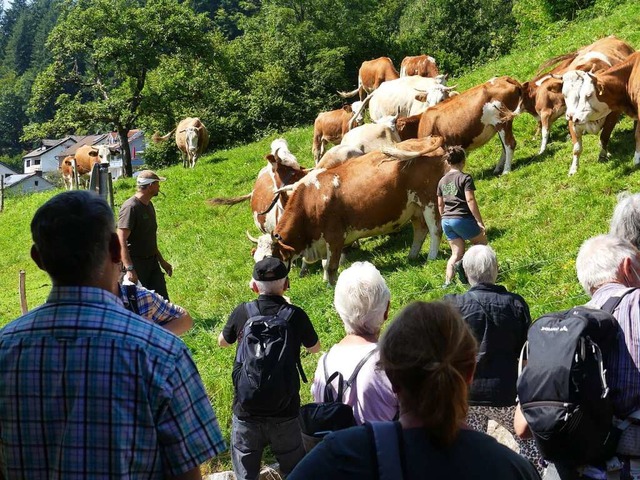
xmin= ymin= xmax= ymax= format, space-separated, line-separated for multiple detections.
xmin=567 ymin=120 xmax=582 ymax=176
xmin=634 ymin=117 xmax=640 ymax=167
xmin=495 ymin=121 xmax=516 ymax=175
xmin=599 ymin=112 xmax=620 ymax=163
xmin=423 ymin=202 xmax=442 ymax=260
xmin=299 ymin=260 xmax=311 ymax=277
xmin=538 ymin=111 xmax=551 ymax=155
xmin=323 ymin=240 xmax=344 ymax=285
xmin=409 ymin=213 xmax=429 ymax=260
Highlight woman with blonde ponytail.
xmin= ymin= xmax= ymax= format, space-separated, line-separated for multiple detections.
xmin=290 ymin=301 xmax=540 ymax=480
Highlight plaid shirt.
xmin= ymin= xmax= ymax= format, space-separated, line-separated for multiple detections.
xmin=0 ymin=286 xmax=225 ymax=479
xmin=587 ymin=282 xmax=640 ymax=417
xmin=120 ymin=283 xmax=185 ymax=326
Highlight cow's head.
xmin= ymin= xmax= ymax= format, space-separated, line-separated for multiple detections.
xmin=247 ymin=232 xmax=276 ymax=262
xmin=562 ymin=70 xmax=610 ymax=125
xmin=374 ymin=112 xmax=399 ymax=132
xmin=270 ymin=232 xmax=297 ymax=263
xmin=414 ymin=84 xmax=456 ymax=107
xmin=91 ymin=144 xmax=114 ymax=164
xmin=270 ymin=138 xmax=301 ymax=170
xmin=179 ymin=126 xmax=201 ymax=153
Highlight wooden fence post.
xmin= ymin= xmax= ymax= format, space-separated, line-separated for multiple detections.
xmin=19 ymin=270 xmax=28 ymax=314
xmin=0 ymin=175 xmax=4 ymax=212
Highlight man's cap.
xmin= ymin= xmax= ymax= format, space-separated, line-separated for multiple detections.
xmin=253 ymin=257 xmax=288 ymax=281
xmin=136 ymin=170 xmax=166 ymax=186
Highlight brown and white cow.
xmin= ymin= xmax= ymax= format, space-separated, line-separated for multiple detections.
xmin=406 ymin=76 xmax=521 ymax=175
xmin=519 ymin=36 xmax=634 ymax=164
xmin=153 ymin=117 xmax=209 ymax=168
xmin=312 ymin=102 xmax=364 ymax=163
xmin=562 ymin=51 xmax=640 ymax=171
xmin=261 ymin=137 xmax=446 ymax=284
xmin=339 ymin=57 xmax=400 ymax=102
xmin=59 ymin=144 xmax=114 ymax=190
xmin=400 ymin=55 xmax=439 ymax=78
xmin=208 ymin=138 xmax=307 ymax=234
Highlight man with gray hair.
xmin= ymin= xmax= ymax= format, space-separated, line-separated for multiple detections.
xmin=610 ymin=192 xmax=640 ymax=249
xmin=444 ymin=245 xmax=542 ymax=473
xmin=0 ymin=191 xmax=225 ymax=479
xmin=311 ymin=261 xmax=398 ymax=425
xmin=219 ymin=257 xmax=320 ymax=480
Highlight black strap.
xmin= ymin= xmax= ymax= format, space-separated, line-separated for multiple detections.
xmin=468 ymin=291 xmax=490 ymax=362
xmin=124 ymin=284 xmax=139 ymax=315
xmin=365 ymin=421 xmax=405 ymax=480
xmin=600 ymin=288 xmax=637 ymax=314
xmin=323 ymin=347 xmax=377 ymax=403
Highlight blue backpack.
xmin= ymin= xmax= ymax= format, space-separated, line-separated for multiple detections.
xmin=234 ymin=301 xmax=306 ymax=415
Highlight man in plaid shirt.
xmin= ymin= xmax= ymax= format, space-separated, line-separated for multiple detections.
xmin=0 ymin=191 xmax=225 ymax=479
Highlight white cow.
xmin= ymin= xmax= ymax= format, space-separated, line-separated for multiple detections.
xmin=351 ymin=75 xmax=455 ymax=127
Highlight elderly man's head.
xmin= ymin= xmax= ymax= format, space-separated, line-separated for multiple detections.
xmin=250 ymin=257 xmax=289 ymax=295
xmin=610 ymin=192 xmax=640 ymax=249
xmin=30 ymin=191 xmax=118 ymax=286
xmin=576 ymin=234 xmax=640 ymax=296
xmin=334 ymin=262 xmax=390 ymax=336
xmin=462 ymin=245 xmax=498 ymax=286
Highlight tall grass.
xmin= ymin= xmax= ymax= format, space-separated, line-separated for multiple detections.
xmin=1 ymin=2 xmax=640 ymax=471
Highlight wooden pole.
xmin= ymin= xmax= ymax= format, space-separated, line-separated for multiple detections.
xmin=19 ymin=270 xmax=28 ymax=314
xmin=71 ymin=159 xmax=79 ymax=190
xmin=0 ymin=175 xmax=4 ymax=212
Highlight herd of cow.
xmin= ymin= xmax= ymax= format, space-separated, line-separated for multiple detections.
xmin=208 ymin=35 xmax=640 ymax=284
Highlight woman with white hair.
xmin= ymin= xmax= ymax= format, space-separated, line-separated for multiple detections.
xmin=444 ymin=245 xmax=543 ymax=474
xmin=610 ymin=192 xmax=640 ymax=249
xmin=310 ymin=261 xmax=398 ymax=425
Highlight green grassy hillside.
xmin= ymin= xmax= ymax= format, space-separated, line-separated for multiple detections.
xmin=2 ymin=2 xmax=640 ymax=472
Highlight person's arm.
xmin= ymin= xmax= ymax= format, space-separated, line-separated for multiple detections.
xmin=117 ymin=228 xmax=139 ymax=284
xmin=218 ymin=332 xmax=232 ymax=347
xmin=157 ymin=250 xmax=173 ymax=277
xmin=140 ymin=287 xmax=193 ymax=336
xmin=465 ymin=190 xmax=485 ymax=232
xmin=514 ymin=403 xmax=532 ymax=438
xmin=437 ymin=195 xmax=445 ymax=216
xmin=306 ymin=340 xmax=321 ymax=354
xmin=163 ymin=311 xmax=193 ymax=336
xmin=166 ymin=466 xmax=202 ymax=480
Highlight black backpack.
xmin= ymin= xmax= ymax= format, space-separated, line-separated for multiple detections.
xmin=123 ymin=284 xmax=140 ymax=314
xmin=234 ymin=301 xmax=306 ymax=416
xmin=517 ymin=292 xmax=634 ymax=466
xmin=298 ymin=348 xmax=378 ymax=451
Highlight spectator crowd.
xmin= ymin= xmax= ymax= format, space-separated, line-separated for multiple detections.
xmin=2 ymin=181 xmax=640 ymax=480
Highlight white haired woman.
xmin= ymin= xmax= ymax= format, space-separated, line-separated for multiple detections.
xmin=611 ymin=192 xmax=640 ymax=248
xmin=310 ymin=261 xmax=398 ymax=425
xmin=444 ymin=245 xmax=543 ymax=474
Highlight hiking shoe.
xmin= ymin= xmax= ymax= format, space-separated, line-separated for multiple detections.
xmin=455 ymin=260 xmax=469 ymax=285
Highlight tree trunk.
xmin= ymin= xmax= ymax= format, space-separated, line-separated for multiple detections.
xmin=117 ymin=126 xmax=133 ymax=177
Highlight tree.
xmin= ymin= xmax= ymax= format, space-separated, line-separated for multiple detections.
xmin=27 ymin=0 xmax=214 ymax=176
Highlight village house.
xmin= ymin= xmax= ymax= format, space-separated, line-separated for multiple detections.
xmin=22 ymin=137 xmax=78 ymax=174
xmin=3 ymin=171 xmax=55 ymax=195
xmin=0 ymin=161 xmax=18 ymax=179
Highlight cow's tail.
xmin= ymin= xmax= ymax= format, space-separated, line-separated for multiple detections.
xmin=536 ymin=52 xmax=578 ymax=76
xmin=338 ymin=87 xmax=359 ymax=98
xmin=152 ymin=128 xmax=176 ymax=143
xmin=207 ymin=192 xmax=252 ymax=206
xmin=381 ymin=136 xmax=444 ymax=161
xmin=495 ymin=103 xmax=517 ymax=124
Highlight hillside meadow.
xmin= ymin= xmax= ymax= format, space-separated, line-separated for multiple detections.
xmin=2 ymin=2 xmax=640 ymax=472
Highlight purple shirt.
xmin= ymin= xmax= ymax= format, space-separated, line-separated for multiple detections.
xmin=587 ymin=282 xmax=640 ymax=417
xmin=311 ymin=344 xmax=398 ymax=424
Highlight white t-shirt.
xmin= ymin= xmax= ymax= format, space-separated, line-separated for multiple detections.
xmin=311 ymin=343 xmax=398 ymax=425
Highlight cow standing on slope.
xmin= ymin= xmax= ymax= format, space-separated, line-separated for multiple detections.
xmin=339 ymin=57 xmax=400 ymax=102
xmin=562 ymin=51 xmax=640 ymax=171
xmin=519 ymin=36 xmax=634 ymax=171
xmin=397 ymin=76 xmax=522 ymax=175
xmin=60 ymin=144 xmax=114 ymax=190
xmin=312 ymin=102 xmax=363 ymax=164
xmin=263 ymin=137 xmax=446 ymax=285
xmin=400 ymin=55 xmax=440 ymax=78
xmin=153 ymin=117 xmax=209 ymax=168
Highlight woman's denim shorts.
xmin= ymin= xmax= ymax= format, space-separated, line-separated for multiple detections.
xmin=442 ymin=217 xmax=481 ymax=241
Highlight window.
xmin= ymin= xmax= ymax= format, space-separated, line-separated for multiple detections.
xmin=25 ymin=160 xmax=30 ymax=167
xmin=35 ymin=181 xmax=39 ymax=186
xmin=34 ymin=159 xmax=41 ymax=165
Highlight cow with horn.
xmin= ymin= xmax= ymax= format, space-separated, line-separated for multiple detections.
xmin=153 ymin=117 xmax=209 ymax=168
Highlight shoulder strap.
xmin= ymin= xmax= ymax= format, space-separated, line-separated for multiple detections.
xmin=346 ymin=347 xmax=378 ymax=388
xmin=467 ymin=291 xmax=490 ymax=362
xmin=244 ymin=300 xmax=261 ymax=319
xmin=600 ymin=288 xmax=637 ymax=314
xmin=124 ymin=284 xmax=139 ymax=315
xmin=366 ymin=421 xmax=405 ymax=480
